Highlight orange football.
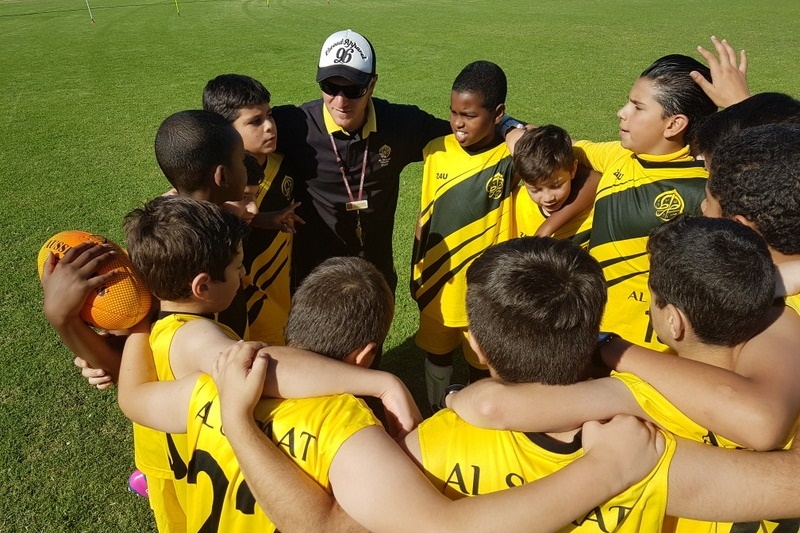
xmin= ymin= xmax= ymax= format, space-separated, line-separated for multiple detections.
xmin=38 ymin=230 xmax=152 ymax=331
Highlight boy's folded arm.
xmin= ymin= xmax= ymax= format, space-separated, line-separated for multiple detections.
xmin=117 ymin=331 xmax=193 ymax=434
xmin=447 ymin=377 xmax=642 ymax=431
xmin=605 ymin=319 xmax=800 ymax=451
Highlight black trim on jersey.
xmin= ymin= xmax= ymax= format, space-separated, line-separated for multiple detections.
xmin=157 ymin=310 xmax=214 ymax=321
xmin=590 ymin=177 xmax=707 ymax=246
xmin=634 ymin=156 xmax=705 ymax=169
xmin=525 ymin=430 xmax=583 ymax=455
xmin=419 ymin=163 xmax=511 ymax=241
xmin=414 ymin=224 xmax=499 ymax=311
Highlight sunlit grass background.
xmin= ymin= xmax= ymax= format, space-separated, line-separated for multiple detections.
xmin=1 ymin=0 xmax=798 ymax=529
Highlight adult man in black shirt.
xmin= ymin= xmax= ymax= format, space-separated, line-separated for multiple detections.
xmin=273 ymin=29 xmax=451 ymax=293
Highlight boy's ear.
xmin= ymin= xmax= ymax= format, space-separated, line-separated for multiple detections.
xmin=467 ymin=330 xmax=489 ymax=366
xmin=213 ymin=164 xmax=227 ymax=188
xmin=493 ymin=103 xmax=507 ymax=124
xmin=191 ymin=273 xmax=212 ymax=300
xmin=569 ymin=160 xmax=579 ymax=180
xmin=664 ymin=114 xmax=689 ymax=139
xmin=343 ymin=342 xmax=376 ymax=368
xmin=665 ymin=303 xmax=687 ymax=341
xmin=733 ymin=214 xmax=761 ymax=234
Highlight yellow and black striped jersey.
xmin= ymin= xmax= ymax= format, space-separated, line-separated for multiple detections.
xmin=575 ymin=141 xmax=707 ymax=352
xmin=217 ymin=153 xmax=294 ymax=345
xmin=411 ymin=135 xmax=514 ymax=327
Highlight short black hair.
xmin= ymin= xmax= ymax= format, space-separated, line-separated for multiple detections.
xmin=154 ymin=110 xmax=242 ymax=195
xmin=124 ymin=196 xmax=247 ymax=301
xmin=466 ymin=237 xmax=606 ymax=385
xmin=203 ymin=74 xmax=271 ymax=122
xmin=284 ymin=257 xmax=394 ymax=360
xmin=708 ymin=123 xmax=800 ymax=255
xmin=640 ymin=54 xmax=717 ymax=144
xmin=647 ymin=215 xmax=775 ymax=346
xmin=513 ymin=125 xmax=576 ymax=185
xmin=451 ymin=60 xmax=507 ymax=111
xmin=691 ymin=92 xmax=800 ymax=158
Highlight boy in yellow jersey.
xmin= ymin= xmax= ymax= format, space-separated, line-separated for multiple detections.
xmin=41 ymin=110 xmax=248 ymax=391
xmin=411 ymin=61 xmax=516 ymax=411
xmin=203 ymin=74 xmax=303 ymax=345
xmin=511 ymin=125 xmax=592 ymax=245
xmin=406 ymin=237 xmax=679 ymax=532
xmin=577 ymin=54 xmax=716 ymax=352
xmin=407 ymin=235 xmax=800 ymax=532
xmin=121 ymin=251 xmax=670 ymax=532
xmin=117 ymin=197 xmax=420 ymax=531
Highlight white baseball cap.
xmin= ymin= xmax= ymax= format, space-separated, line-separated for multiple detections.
xmin=316 ymin=29 xmax=376 ymax=87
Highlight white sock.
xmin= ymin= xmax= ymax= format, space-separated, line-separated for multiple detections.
xmin=425 ymin=358 xmax=454 ymax=410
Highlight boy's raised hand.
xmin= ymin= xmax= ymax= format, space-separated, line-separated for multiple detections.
xmin=252 ymin=202 xmax=306 ymax=233
xmin=581 ymin=415 xmax=666 ymax=493
xmin=41 ymin=242 xmax=119 ymax=326
xmin=692 ymin=36 xmax=750 ymax=108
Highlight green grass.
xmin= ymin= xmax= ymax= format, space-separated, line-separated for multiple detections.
xmin=1 ymin=0 xmax=798 ymax=530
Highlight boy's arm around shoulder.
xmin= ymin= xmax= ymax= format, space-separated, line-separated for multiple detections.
xmin=116 ymin=328 xmax=196 ymax=434
xmin=535 ymin=168 xmax=600 ymax=237
xmin=214 ymin=343 xmax=368 ymax=533
xmin=667 ymin=426 xmax=800 ymax=521
xmin=446 ymin=376 xmax=645 ymax=432
xmin=260 ymin=345 xmax=422 ymax=438
xmin=604 ymin=315 xmax=800 ymax=451
xmin=389 ymin=415 xmax=665 ymax=533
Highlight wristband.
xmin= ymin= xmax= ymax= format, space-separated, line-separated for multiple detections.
xmin=499 ymin=114 xmax=526 ymax=138
xmin=440 ymin=383 xmax=466 ymax=410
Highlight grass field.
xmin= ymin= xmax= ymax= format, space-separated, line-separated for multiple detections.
xmin=1 ymin=0 xmax=798 ymax=530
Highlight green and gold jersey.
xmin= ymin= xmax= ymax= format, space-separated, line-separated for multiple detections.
xmin=217 ymin=152 xmax=294 ymax=345
xmin=611 ymin=371 xmax=799 ymax=533
xmin=510 ymin=186 xmax=592 ymax=247
xmin=184 ymin=375 xmax=379 ymax=532
xmin=417 ymin=408 xmax=676 ymax=532
xmin=412 ymin=135 xmax=514 ymax=327
xmin=575 ymin=141 xmax=707 ymax=352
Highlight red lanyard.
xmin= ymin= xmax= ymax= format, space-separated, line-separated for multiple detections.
xmin=329 ymin=134 xmax=369 ymax=210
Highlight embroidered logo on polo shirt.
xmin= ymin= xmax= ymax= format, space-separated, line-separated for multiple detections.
xmin=486 ymin=173 xmax=505 ymax=200
xmin=654 ymin=189 xmax=684 ymax=221
xmin=378 ymin=145 xmax=391 ymax=167
xmin=281 ymin=175 xmax=294 ymax=200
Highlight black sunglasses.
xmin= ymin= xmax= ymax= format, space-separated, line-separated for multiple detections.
xmin=319 ymin=79 xmax=369 ymax=99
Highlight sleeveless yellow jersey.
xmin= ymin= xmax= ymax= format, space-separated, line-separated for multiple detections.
xmin=510 ymin=186 xmax=592 ymax=247
xmin=217 ymin=152 xmax=294 ymax=345
xmin=184 ymin=375 xmax=379 ymax=532
xmin=417 ymin=408 xmax=676 ymax=532
xmin=611 ymin=371 xmax=799 ymax=533
xmin=412 ymin=135 xmax=514 ymax=326
xmin=133 ymin=315 xmax=238 ymax=495
xmin=574 ymin=141 xmax=707 ymax=352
